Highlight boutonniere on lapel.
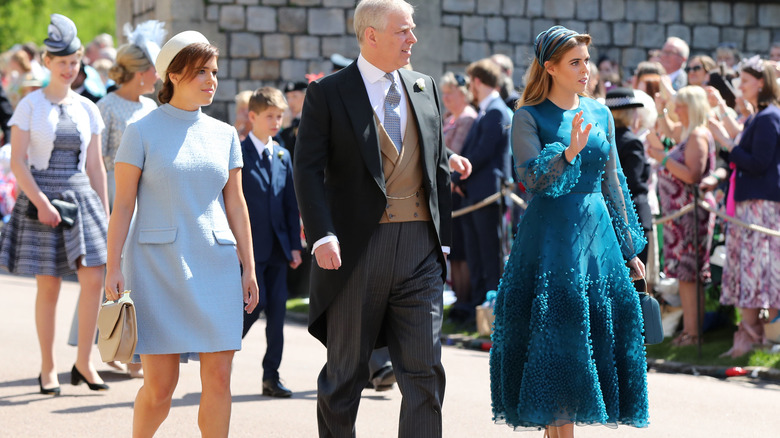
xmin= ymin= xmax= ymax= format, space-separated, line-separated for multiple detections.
xmin=277 ymin=150 xmax=285 ymax=159
xmin=414 ymin=78 xmax=426 ymax=92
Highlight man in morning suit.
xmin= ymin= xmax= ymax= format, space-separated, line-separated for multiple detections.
xmin=450 ymin=58 xmax=511 ymax=325
xmin=294 ymin=0 xmax=470 ymax=436
xmin=241 ymin=87 xmax=303 ymax=398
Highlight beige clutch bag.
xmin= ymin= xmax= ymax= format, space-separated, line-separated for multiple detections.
xmin=97 ymin=291 xmax=138 ymax=364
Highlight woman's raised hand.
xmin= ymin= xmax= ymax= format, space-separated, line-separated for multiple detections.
xmin=566 ymin=111 xmax=592 ymax=162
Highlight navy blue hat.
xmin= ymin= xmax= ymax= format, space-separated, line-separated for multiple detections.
xmin=44 ymin=14 xmax=81 ymax=56
xmin=604 ymin=88 xmax=643 ymax=110
xmin=284 ymin=81 xmax=307 ymax=93
xmin=330 ymin=53 xmax=353 ymax=71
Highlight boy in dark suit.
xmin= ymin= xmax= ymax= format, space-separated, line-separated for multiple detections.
xmin=241 ymin=87 xmax=303 ymax=398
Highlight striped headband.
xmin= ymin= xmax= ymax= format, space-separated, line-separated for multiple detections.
xmin=534 ymin=25 xmax=579 ymax=67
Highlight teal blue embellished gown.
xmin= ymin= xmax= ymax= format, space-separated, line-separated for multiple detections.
xmin=490 ymin=97 xmax=649 ymax=430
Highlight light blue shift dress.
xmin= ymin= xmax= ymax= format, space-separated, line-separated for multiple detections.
xmin=490 ymin=97 xmax=649 ymax=430
xmin=115 ymin=103 xmax=244 ymax=362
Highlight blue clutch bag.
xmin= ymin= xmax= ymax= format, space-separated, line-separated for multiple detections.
xmin=638 ymin=278 xmax=664 ymax=345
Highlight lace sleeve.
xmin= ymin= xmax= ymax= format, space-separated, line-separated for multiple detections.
xmin=601 ymin=112 xmax=646 ymax=260
xmin=512 ymin=108 xmax=581 ymax=198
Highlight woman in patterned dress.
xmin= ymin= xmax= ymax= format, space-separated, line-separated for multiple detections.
xmin=647 ymin=86 xmax=716 ymax=346
xmin=719 ymin=57 xmax=780 ymax=357
xmin=98 ymin=24 xmax=162 ymax=208
xmin=0 ymin=14 xmax=110 ymax=394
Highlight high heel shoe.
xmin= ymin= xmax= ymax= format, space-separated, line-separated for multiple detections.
xmin=71 ymin=365 xmax=109 ymax=391
xmin=38 ymin=374 xmax=61 ymax=396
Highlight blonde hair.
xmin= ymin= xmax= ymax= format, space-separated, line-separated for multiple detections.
xmin=109 ymin=43 xmax=153 ymax=85
xmin=235 ymin=90 xmax=253 ymax=110
xmin=439 ymin=72 xmax=472 ymax=102
xmin=11 ymin=50 xmax=32 ymax=73
xmin=42 ymin=46 xmax=85 ymax=60
xmin=519 ymin=34 xmax=592 ymax=109
xmin=674 ymin=86 xmax=710 ymax=140
xmin=354 ymin=0 xmax=414 ymax=45
xmin=611 ymin=107 xmax=636 ymax=129
xmin=248 ymin=87 xmax=288 ymax=114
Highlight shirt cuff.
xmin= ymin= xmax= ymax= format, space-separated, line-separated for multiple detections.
xmin=441 ymin=246 xmax=450 ymax=255
xmin=312 ymin=235 xmax=339 ymax=254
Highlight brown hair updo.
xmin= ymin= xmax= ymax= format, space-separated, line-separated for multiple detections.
xmin=158 ymin=42 xmax=219 ymax=104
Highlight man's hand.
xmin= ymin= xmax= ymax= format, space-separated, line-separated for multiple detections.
xmin=314 ymin=241 xmax=341 ymax=270
xmin=289 ymin=250 xmax=302 ymax=269
xmin=449 ymin=154 xmax=472 ymax=179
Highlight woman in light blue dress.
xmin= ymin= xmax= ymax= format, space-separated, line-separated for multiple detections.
xmin=490 ymin=26 xmax=649 ymax=437
xmin=104 ymin=31 xmax=258 ymax=436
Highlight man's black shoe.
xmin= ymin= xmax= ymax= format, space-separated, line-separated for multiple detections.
xmin=262 ymin=379 xmax=293 ymax=398
xmin=370 ymin=366 xmax=396 ymax=392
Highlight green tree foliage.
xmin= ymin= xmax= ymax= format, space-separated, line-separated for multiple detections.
xmin=0 ymin=0 xmax=115 ymax=52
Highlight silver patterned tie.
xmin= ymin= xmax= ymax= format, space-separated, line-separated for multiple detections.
xmin=383 ymin=72 xmax=402 ymax=152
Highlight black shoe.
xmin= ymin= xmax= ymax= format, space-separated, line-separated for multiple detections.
xmin=262 ymin=379 xmax=292 ymax=398
xmin=71 ymin=365 xmax=109 ymax=391
xmin=446 ymin=308 xmax=469 ymax=325
xmin=38 ymin=374 xmax=61 ymax=396
xmin=370 ymin=366 xmax=396 ymax=392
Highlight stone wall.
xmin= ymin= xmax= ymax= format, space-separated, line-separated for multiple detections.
xmin=115 ymin=0 xmax=780 ymax=121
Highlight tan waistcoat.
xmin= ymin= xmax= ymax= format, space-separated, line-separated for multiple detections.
xmin=376 ymin=106 xmax=432 ymax=224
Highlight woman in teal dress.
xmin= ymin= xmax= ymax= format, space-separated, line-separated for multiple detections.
xmin=490 ymin=26 xmax=649 ymax=437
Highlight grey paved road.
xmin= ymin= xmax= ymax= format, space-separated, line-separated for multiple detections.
xmin=1 ymin=272 xmax=779 ymax=437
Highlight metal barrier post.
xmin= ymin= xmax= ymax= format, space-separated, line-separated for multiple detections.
xmin=693 ymin=187 xmax=702 ymax=359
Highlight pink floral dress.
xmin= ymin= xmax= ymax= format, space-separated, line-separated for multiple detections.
xmin=657 ymin=135 xmax=716 ymax=283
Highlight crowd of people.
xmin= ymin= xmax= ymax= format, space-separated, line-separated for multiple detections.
xmin=0 ymin=0 xmax=779 ymax=437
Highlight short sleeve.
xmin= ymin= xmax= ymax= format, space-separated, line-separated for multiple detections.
xmin=96 ymin=100 xmax=111 ymax=157
xmin=86 ymin=101 xmax=105 ymax=135
xmin=115 ymin=123 xmax=145 ymax=170
xmin=7 ymin=94 xmax=32 ymax=131
xmin=228 ymin=129 xmax=242 ymax=169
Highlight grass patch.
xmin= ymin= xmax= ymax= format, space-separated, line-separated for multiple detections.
xmin=646 ymin=325 xmax=780 ymax=369
xmin=285 ymin=300 xmax=486 ymax=338
xmin=286 ymin=297 xmax=310 ymax=314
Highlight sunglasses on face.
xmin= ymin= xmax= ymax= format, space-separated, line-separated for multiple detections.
xmin=685 ymin=65 xmax=704 ymax=73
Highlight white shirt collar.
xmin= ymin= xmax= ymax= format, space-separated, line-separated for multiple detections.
xmin=668 ymin=68 xmax=683 ymax=83
xmin=356 ymin=53 xmax=407 ymax=140
xmin=248 ymin=131 xmax=273 ymax=159
xmin=478 ymin=90 xmax=501 ymax=114
xmin=357 ymin=54 xmax=396 ymax=85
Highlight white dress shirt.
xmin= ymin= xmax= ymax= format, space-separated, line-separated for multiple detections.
xmin=311 ymin=56 xmax=449 ymax=256
xmin=477 ymin=90 xmax=501 ymax=116
xmin=248 ymin=131 xmax=274 ymax=162
xmin=357 ymin=54 xmax=408 ymax=142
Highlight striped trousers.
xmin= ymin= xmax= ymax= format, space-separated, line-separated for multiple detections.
xmin=317 ymin=221 xmax=446 ymax=438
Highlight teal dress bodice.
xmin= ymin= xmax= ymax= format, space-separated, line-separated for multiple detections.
xmin=490 ymin=97 xmax=649 ymax=430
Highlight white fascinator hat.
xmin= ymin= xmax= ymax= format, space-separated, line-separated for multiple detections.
xmin=155 ymin=31 xmax=210 ymax=78
xmin=123 ymin=20 xmax=167 ymax=66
